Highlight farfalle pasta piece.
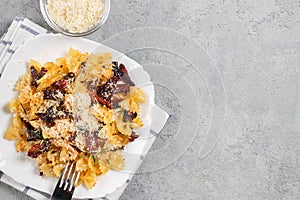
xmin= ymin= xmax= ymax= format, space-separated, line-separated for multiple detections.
xmin=15 ymin=73 xmax=31 ymax=91
xmin=66 ymin=48 xmax=88 ymax=74
xmin=47 ymin=148 xmax=60 ymax=162
xmin=116 ymin=118 xmax=132 ymax=136
xmin=53 ymin=163 xmax=65 ymax=177
xmin=109 ymin=151 xmax=124 ymax=171
xmin=109 ymin=133 xmax=130 ymax=148
xmin=15 ymin=136 xmax=33 ymax=152
xmin=39 ymin=162 xmax=56 ymax=177
xmin=85 ymin=53 xmax=112 ymax=80
xmin=87 ymin=155 xmax=102 ymax=176
xmin=4 ymin=115 xmax=23 ymax=140
xmin=28 ymin=91 xmax=44 ymax=120
xmin=90 ymin=104 xmax=113 ymax=125
xmin=128 ymin=87 xmax=146 ymax=111
xmin=76 ymin=157 xmax=89 ymax=172
xmin=80 ymin=170 xmax=97 ymax=190
xmin=36 ymin=63 xmax=63 ymax=91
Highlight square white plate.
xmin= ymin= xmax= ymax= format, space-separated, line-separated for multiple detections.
xmin=0 ymin=34 xmax=165 ymax=199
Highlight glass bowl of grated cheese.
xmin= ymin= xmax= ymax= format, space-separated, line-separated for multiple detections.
xmin=40 ymin=0 xmax=110 ymax=36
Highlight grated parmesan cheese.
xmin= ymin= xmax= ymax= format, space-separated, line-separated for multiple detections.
xmin=72 ymin=69 xmax=103 ymax=152
xmin=47 ymin=0 xmax=105 ymax=33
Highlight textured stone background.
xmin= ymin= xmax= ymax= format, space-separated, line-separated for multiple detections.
xmin=0 ymin=0 xmax=299 ymax=200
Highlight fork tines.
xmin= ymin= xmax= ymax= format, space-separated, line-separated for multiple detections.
xmin=51 ymin=162 xmax=80 ymax=200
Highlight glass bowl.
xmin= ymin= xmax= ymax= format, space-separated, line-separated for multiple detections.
xmin=40 ymin=0 xmax=110 ymax=36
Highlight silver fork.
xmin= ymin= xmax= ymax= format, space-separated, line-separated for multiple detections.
xmin=51 ymin=162 xmax=81 ymax=200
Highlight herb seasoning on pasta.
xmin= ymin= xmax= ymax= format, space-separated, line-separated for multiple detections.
xmin=4 ymin=48 xmax=146 ymax=189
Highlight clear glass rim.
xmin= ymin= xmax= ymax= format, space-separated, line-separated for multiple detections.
xmin=40 ymin=0 xmax=110 ymax=37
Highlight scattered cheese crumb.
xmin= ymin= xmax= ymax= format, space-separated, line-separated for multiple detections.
xmin=47 ymin=0 xmax=105 ymax=33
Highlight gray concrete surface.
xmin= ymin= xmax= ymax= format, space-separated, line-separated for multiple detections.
xmin=0 ymin=0 xmax=299 ymax=199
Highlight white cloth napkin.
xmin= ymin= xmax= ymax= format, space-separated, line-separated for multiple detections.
xmin=0 ymin=17 xmax=48 ymax=75
xmin=0 ymin=17 xmax=169 ymax=200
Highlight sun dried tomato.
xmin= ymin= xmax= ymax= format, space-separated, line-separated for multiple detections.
xmin=23 ymin=121 xmax=43 ymax=141
xmin=123 ymin=111 xmax=137 ymax=122
xmin=27 ymin=140 xmax=51 ymax=158
xmin=129 ymin=132 xmax=139 ymax=142
xmin=30 ymin=66 xmax=40 ymax=87
xmin=30 ymin=66 xmax=48 ymax=87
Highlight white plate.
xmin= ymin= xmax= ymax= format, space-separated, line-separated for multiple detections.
xmin=0 ymin=34 xmax=156 ymax=199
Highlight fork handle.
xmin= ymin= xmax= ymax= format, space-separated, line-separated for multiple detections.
xmin=51 ymin=189 xmax=73 ymax=200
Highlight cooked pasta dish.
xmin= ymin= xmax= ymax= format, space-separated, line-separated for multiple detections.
xmin=4 ymin=48 xmax=146 ymax=189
